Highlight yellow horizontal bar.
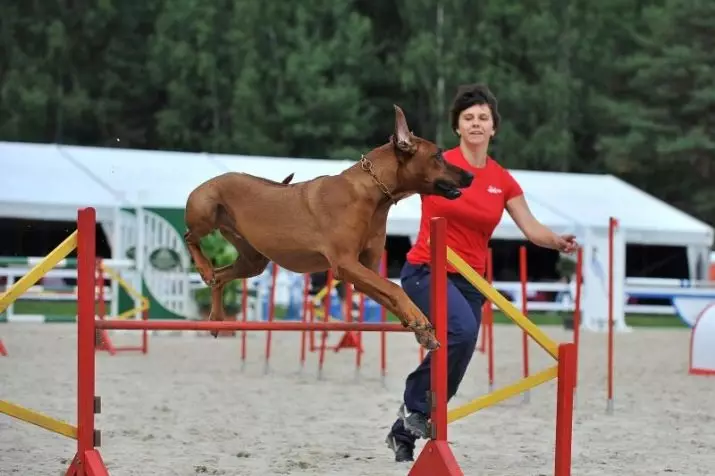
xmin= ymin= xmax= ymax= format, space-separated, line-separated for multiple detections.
xmin=0 ymin=400 xmax=77 ymax=439
xmin=115 ymin=301 xmax=149 ymax=320
xmin=0 ymin=231 xmax=78 ymax=314
xmin=101 ymin=263 xmax=150 ymax=320
xmin=446 ymin=247 xmax=559 ymax=360
xmin=447 ymin=366 xmax=558 ymax=423
xmin=313 ymin=280 xmax=342 ymax=302
xmin=311 ymin=309 xmax=340 ymax=323
xmin=101 ymin=264 xmax=146 ymax=303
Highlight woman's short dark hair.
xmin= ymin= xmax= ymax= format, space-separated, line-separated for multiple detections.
xmin=449 ymin=83 xmax=501 ymax=133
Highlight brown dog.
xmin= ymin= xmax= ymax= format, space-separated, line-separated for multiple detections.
xmin=183 ymin=105 xmax=473 ymax=349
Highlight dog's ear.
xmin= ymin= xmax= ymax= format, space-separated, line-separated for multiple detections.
xmin=393 ymin=104 xmax=417 ymax=155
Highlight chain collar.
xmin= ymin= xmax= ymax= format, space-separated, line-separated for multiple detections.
xmin=360 ymin=155 xmax=396 ymax=205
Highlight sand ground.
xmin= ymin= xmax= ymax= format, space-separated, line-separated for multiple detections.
xmin=1 ymin=323 xmax=714 ymax=475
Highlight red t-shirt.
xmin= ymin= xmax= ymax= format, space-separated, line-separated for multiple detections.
xmin=406 ymin=146 xmax=523 ymax=275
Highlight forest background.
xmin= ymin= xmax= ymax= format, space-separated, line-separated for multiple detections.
xmin=1 ymin=0 xmax=713 ymax=227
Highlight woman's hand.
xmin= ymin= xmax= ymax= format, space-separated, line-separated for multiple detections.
xmin=552 ymin=234 xmax=579 ymax=254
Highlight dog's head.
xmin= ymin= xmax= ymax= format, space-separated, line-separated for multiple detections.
xmin=390 ymin=105 xmax=473 ymax=200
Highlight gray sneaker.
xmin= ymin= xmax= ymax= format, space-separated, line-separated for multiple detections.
xmin=398 ymin=403 xmax=430 ymax=439
xmin=385 ymin=431 xmax=414 ymax=462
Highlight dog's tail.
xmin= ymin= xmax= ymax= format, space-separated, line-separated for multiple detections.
xmin=281 ymin=173 xmax=295 ymax=185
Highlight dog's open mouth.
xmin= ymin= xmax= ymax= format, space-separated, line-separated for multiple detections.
xmin=434 ymin=180 xmax=462 ymax=199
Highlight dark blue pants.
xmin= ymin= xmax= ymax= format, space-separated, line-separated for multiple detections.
xmin=390 ymin=262 xmax=485 ymax=446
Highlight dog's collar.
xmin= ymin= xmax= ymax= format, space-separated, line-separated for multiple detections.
xmin=360 ymin=155 xmax=396 ymax=205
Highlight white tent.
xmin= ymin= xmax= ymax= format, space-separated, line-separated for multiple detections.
xmin=1 ymin=140 xmax=712 ymax=248
xmin=3 ymin=140 xmax=713 ymax=328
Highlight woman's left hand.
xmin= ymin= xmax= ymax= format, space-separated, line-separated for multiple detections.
xmin=553 ymin=234 xmax=579 ymax=254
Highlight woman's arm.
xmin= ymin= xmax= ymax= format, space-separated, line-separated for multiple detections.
xmin=505 ymin=195 xmax=578 ymax=253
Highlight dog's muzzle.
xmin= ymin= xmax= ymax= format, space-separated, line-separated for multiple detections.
xmin=434 ymin=179 xmax=463 ymax=199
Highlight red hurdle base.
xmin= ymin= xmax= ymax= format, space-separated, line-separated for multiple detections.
xmin=409 ymin=441 xmax=463 ymax=476
xmin=66 ymin=450 xmax=109 ymax=476
xmin=332 ymin=330 xmax=362 ymax=352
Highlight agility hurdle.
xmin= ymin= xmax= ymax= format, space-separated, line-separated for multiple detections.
xmin=475 ymin=244 xmax=583 ymax=397
xmin=94 ymin=259 xmax=149 ymax=356
xmin=408 ymin=217 xmax=576 ymax=476
xmin=689 ymin=303 xmax=715 ymax=376
xmin=0 ymin=227 xmax=80 ymax=355
xmin=306 ymin=257 xmax=391 ymax=382
xmin=0 ymin=209 xmax=108 ymax=475
xmin=0 ymin=255 xmax=137 ymax=324
xmin=243 ymin=260 xmax=395 ymax=382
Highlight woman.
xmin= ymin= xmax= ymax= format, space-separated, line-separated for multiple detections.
xmin=385 ymin=83 xmax=578 ymax=462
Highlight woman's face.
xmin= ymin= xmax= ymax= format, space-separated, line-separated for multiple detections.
xmin=457 ymin=103 xmax=495 ymax=147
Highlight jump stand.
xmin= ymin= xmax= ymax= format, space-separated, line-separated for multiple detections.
xmin=94 ymin=259 xmax=149 ymax=356
xmin=410 ymin=217 xmax=577 ymax=476
xmin=689 ymin=303 xmax=715 ymax=376
xmin=409 ymin=217 xmax=462 ymax=475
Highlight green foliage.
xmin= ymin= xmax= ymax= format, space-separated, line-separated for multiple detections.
xmin=1 ymin=0 xmax=712 ymax=226
xmin=191 ymin=231 xmax=241 ymax=312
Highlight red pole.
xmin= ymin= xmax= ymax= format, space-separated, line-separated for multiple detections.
xmin=241 ymin=278 xmax=248 ymax=369
xmin=573 ymin=247 xmax=583 ymax=387
xmin=97 ymin=261 xmax=105 ymax=320
xmin=554 ymin=342 xmax=577 ymax=476
xmin=356 ymin=292 xmax=365 ymax=373
xmin=341 ymin=282 xmax=360 ymax=371
xmin=380 ymin=252 xmax=387 ymax=385
xmin=309 ymin=301 xmax=316 ymax=352
xmin=607 ymin=217 xmax=616 ymax=414
xmin=300 ymin=274 xmax=309 ymax=370
xmin=487 ymin=248 xmax=495 ymax=392
xmin=77 ymin=208 xmax=97 ymax=458
xmin=66 ymin=207 xmax=111 ymax=475
xmin=317 ymin=269 xmax=332 ymax=379
xmin=430 ymin=219 xmax=447 ymax=441
xmin=409 ymin=217 xmax=462 ymax=475
xmin=97 ymin=320 xmax=409 ymax=332
xmin=264 ymin=262 xmax=278 ymax=374
xmin=94 ymin=260 xmax=115 ymax=356
xmin=519 ymin=246 xmax=530 ymax=403
xmin=476 ymin=248 xmax=488 ymax=354
xmin=141 ymin=309 xmax=148 ymax=354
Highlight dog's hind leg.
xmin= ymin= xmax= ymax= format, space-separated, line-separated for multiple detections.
xmin=184 ymin=189 xmax=221 ymax=286
xmin=205 ymin=228 xmax=272 ymax=338
xmin=184 ymin=230 xmax=216 ymax=285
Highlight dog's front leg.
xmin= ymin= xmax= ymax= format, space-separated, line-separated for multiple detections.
xmin=335 ymin=260 xmax=439 ymax=350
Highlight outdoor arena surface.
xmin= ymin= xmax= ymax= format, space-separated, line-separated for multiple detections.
xmin=1 ymin=323 xmax=714 ymax=475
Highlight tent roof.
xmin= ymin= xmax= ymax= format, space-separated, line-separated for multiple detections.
xmin=1 ymin=141 xmax=712 ymax=247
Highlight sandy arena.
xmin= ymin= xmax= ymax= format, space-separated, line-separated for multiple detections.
xmin=1 ymin=323 xmax=714 ymax=475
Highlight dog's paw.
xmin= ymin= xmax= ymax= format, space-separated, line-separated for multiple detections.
xmin=200 ymin=269 xmax=217 ymax=287
xmin=415 ymin=330 xmax=440 ymax=351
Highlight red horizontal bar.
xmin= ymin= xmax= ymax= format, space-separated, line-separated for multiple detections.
xmin=95 ymin=320 xmax=410 ymax=333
